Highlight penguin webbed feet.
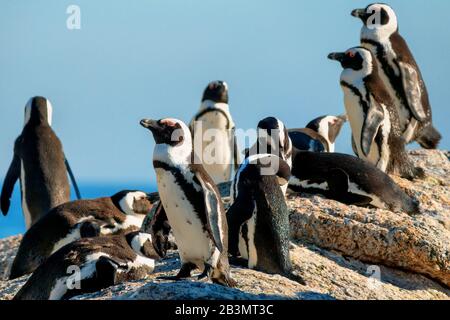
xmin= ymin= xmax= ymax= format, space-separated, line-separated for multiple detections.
xmin=286 ymin=272 xmax=307 ymax=286
xmin=197 ymin=263 xmax=213 ymax=281
xmin=157 ymin=262 xmax=196 ymax=281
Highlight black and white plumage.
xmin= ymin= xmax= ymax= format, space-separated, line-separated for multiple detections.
xmin=189 ymin=81 xmax=240 ymax=184
xmin=289 ymin=151 xmax=420 ymax=214
xmin=0 ymin=96 xmax=80 ymax=229
xmin=328 ymin=47 xmax=424 ymax=180
xmin=352 ymin=3 xmax=441 ymax=149
xmin=241 ymin=117 xmax=292 ymax=195
xmin=289 ymin=115 xmax=347 ymax=152
xmin=9 ymin=190 xmax=154 ymax=279
xmin=13 ymin=232 xmax=158 ymax=300
xmin=227 ymin=154 xmax=304 ymax=284
xmin=140 ymin=118 xmax=235 ymax=287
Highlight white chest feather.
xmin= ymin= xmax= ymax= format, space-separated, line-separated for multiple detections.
xmin=238 ymin=210 xmax=257 ymax=269
xmin=20 ymin=161 xmax=32 ymax=230
xmin=156 ymin=168 xmax=215 ymax=266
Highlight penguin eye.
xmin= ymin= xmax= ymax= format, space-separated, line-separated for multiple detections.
xmin=347 ymin=52 xmax=356 ymax=58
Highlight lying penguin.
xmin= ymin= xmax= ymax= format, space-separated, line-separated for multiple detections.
xmin=288 ymin=115 xmax=347 ymax=152
xmin=13 ymin=231 xmax=159 ymax=300
xmin=9 ymin=190 xmax=154 ymax=279
xmin=227 ymin=154 xmax=305 ymax=284
xmin=1 ymin=96 xmax=81 ymax=229
xmin=289 ymin=151 xmax=420 ymax=214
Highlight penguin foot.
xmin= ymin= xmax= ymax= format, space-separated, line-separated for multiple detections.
xmin=229 ymin=256 xmax=248 ymax=268
xmin=197 ymin=263 xmax=213 ymax=281
xmin=157 ymin=262 xmax=196 ymax=281
xmin=287 ymin=272 xmax=307 ymax=286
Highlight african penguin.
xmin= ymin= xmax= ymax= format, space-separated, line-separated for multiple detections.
xmin=140 ymin=117 xmax=236 ymax=287
xmin=189 ymin=81 xmax=240 ymax=184
xmin=288 ymin=115 xmax=347 ymax=152
xmin=9 ymin=190 xmax=153 ymax=279
xmin=241 ymin=117 xmax=292 ymax=195
xmin=227 ymin=154 xmax=305 ymax=284
xmin=289 ymin=151 xmax=420 ymax=215
xmin=352 ymin=3 xmax=441 ymax=149
xmin=13 ymin=232 xmax=159 ymax=300
xmin=328 ymin=47 xmax=424 ymax=180
xmin=1 ymin=96 xmax=81 ymax=229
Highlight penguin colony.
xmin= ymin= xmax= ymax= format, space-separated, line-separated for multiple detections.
xmin=0 ymin=3 xmax=443 ymax=300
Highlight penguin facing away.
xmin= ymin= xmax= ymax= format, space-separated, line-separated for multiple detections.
xmin=140 ymin=117 xmax=235 ymax=287
xmin=241 ymin=117 xmax=292 ymax=196
xmin=328 ymin=47 xmax=424 ymax=180
xmin=289 ymin=151 xmax=420 ymax=215
xmin=189 ymin=81 xmax=240 ymax=184
xmin=352 ymin=3 xmax=441 ymax=149
xmin=288 ymin=115 xmax=347 ymax=152
xmin=9 ymin=190 xmax=153 ymax=280
xmin=227 ymin=154 xmax=305 ymax=284
xmin=13 ymin=232 xmax=159 ymax=300
xmin=1 ymin=96 xmax=81 ymax=229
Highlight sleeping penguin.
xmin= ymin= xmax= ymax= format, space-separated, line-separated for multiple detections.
xmin=289 ymin=151 xmax=420 ymax=215
xmin=13 ymin=232 xmax=159 ymax=300
xmin=9 ymin=190 xmax=154 ymax=279
xmin=227 ymin=154 xmax=305 ymax=284
xmin=288 ymin=115 xmax=347 ymax=152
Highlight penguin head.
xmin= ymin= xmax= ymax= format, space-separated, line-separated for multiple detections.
xmin=256 ymin=117 xmax=291 ymax=162
xmin=352 ymin=3 xmax=398 ymax=39
xmin=140 ymin=118 xmax=191 ymax=147
xmin=24 ymin=96 xmax=53 ymax=127
xmin=202 ymin=80 xmax=229 ymax=104
xmin=328 ymin=47 xmax=375 ymax=81
xmin=112 ymin=190 xmax=153 ymax=216
xmin=306 ymin=115 xmax=347 ymax=149
xmin=126 ymin=231 xmax=161 ymax=259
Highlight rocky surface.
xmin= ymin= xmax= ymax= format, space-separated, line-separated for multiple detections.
xmin=0 ymin=150 xmax=448 ymax=300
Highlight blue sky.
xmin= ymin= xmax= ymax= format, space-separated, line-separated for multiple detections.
xmin=1 ymin=0 xmax=449 ymax=185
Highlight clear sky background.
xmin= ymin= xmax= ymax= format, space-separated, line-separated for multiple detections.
xmin=1 ymin=0 xmax=449 ymax=186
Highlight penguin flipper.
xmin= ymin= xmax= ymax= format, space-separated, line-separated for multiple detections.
xmin=398 ymin=61 xmax=427 ymax=121
xmin=192 ymin=165 xmax=225 ymax=253
xmin=226 ymin=194 xmax=256 ymax=257
xmin=232 ymin=127 xmax=241 ymax=171
xmin=64 ymin=157 xmax=82 ymax=200
xmin=1 ymin=138 xmax=21 ymax=216
xmin=150 ymin=201 xmax=172 ymax=258
xmin=327 ymin=168 xmax=373 ymax=206
xmin=361 ymin=100 xmax=384 ymax=157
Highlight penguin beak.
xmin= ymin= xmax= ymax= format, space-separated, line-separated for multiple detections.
xmin=140 ymin=119 xmax=160 ymax=132
xmin=328 ymin=52 xmax=346 ymax=62
xmin=351 ymin=8 xmax=368 ymax=21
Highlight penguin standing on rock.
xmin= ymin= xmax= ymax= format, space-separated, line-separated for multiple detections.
xmin=227 ymin=154 xmax=305 ymax=284
xmin=1 ymin=96 xmax=81 ymax=229
xmin=189 ymin=81 xmax=240 ymax=184
xmin=9 ymin=190 xmax=154 ymax=279
xmin=328 ymin=47 xmax=424 ymax=180
xmin=352 ymin=3 xmax=441 ymax=149
xmin=13 ymin=232 xmax=159 ymax=300
xmin=288 ymin=115 xmax=347 ymax=152
xmin=140 ymin=118 xmax=235 ymax=287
